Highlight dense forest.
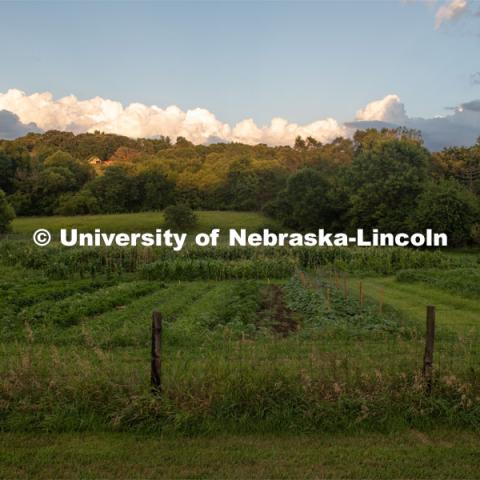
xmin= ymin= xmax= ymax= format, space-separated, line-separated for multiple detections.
xmin=0 ymin=128 xmax=479 ymax=245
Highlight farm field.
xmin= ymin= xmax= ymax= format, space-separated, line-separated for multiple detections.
xmin=1 ymin=212 xmax=480 ymax=478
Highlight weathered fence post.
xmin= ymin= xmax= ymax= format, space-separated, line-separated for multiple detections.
xmin=423 ymin=305 xmax=436 ymax=394
xmin=343 ymin=274 xmax=348 ymax=300
xmin=325 ymin=287 xmax=331 ymax=310
xmin=151 ymin=311 xmax=162 ymax=393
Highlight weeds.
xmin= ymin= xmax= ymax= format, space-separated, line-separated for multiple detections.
xmin=1 ymin=343 xmax=479 ymax=433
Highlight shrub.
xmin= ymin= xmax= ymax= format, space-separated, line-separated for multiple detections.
xmin=163 ymin=204 xmax=198 ymax=231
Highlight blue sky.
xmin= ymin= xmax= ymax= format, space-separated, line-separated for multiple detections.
xmin=0 ymin=0 xmax=478 ymax=123
xmin=0 ymin=1 xmax=479 ymax=148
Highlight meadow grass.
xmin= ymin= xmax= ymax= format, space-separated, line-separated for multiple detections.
xmin=10 ymin=210 xmax=279 ymax=235
xmin=1 ymin=430 xmax=480 ymax=479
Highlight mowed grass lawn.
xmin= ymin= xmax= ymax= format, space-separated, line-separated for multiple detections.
xmin=1 ymin=430 xmax=480 ymax=479
xmin=355 ymin=276 xmax=480 ymax=335
xmin=11 ymin=211 xmax=278 ymax=235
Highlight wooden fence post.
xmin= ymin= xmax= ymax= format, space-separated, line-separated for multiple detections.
xmin=151 ymin=311 xmax=162 ymax=393
xmin=423 ymin=305 xmax=436 ymax=394
xmin=325 ymin=288 xmax=331 ymax=310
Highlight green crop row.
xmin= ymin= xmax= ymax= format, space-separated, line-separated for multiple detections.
xmin=141 ymin=258 xmax=297 ymax=281
xmin=18 ymin=281 xmax=159 ymax=328
xmin=283 ymin=275 xmax=413 ymax=338
xmin=1 ymin=239 xmax=474 ymax=279
xmin=296 ymin=247 xmax=473 ymax=274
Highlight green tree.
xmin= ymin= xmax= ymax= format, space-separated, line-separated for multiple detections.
xmin=0 ymin=189 xmax=15 ymax=233
xmin=0 ymin=142 xmax=31 ymax=194
xmin=6 ymin=149 xmax=95 ymax=215
xmin=222 ymin=158 xmax=259 ymax=210
xmin=56 ymin=189 xmax=100 ymax=215
xmin=34 ymin=167 xmax=78 ymax=215
xmin=266 ymin=168 xmax=336 ymax=231
xmin=88 ymin=166 xmax=134 ymax=213
xmin=44 ymin=150 xmax=94 ymax=187
xmin=346 ymin=136 xmax=429 ymax=232
xmin=410 ymin=179 xmax=480 ymax=246
xmin=133 ymin=169 xmax=175 ymax=211
xmin=175 ymin=136 xmax=194 ymax=148
xmin=164 ymin=204 xmax=198 ymax=231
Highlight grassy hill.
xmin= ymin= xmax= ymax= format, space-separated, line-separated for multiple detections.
xmin=11 ymin=210 xmax=280 ymax=236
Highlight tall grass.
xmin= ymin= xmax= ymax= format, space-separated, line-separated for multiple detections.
xmin=1 ymin=340 xmax=479 ymax=434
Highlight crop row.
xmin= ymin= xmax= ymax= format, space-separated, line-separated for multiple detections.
xmin=283 ymin=274 xmax=412 ymax=337
xmin=19 ymin=281 xmax=160 ymax=328
xmin=296 ymin=247 xmax=472 ymax=274
xmin=1 ymin=239 xmax=473 ymax=279
xmin=141 ymin=258 xmax=297 ymax=281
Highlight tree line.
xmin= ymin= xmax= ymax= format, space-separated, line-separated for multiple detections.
xmin=0 ymin=128 xmax=479 ymax=246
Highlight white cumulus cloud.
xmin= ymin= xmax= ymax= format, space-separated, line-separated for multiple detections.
xmin=355 ymin=94 xmax=408 ymax=124
xmin=1 ymin=88 xmax=479 ymax=151
xmin=348 ymin=93 xmax=480 ymax=151
xmin=0 ymin=88 xmax=346 ymax=146
xmin=435 ymin=0 xmax=469 ymax=29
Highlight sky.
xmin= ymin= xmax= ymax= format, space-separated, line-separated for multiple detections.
xmin=0 ymin=0 xmax=479 ymax=149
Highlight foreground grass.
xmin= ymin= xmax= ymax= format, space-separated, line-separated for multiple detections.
xmin=1 ymin=430 xmax=479 ymax=479
xmin=11 ymin=210 xmax=277 ymax=236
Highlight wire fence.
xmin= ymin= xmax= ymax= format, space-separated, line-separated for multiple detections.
xmin=0 ymin=265 xmax=478 ymax=394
